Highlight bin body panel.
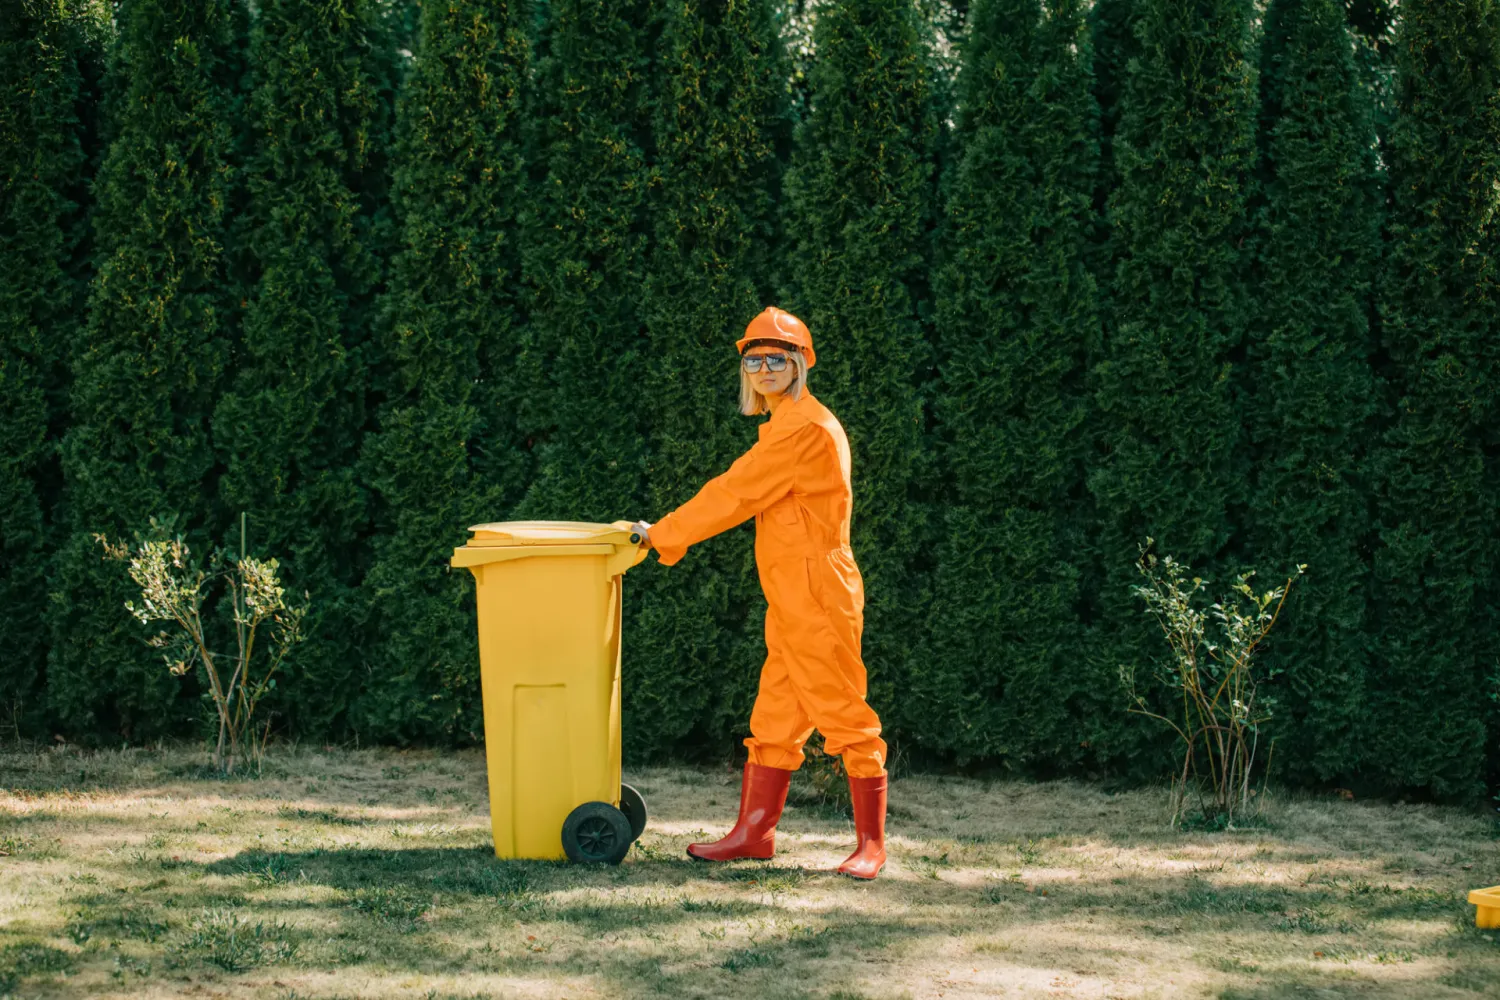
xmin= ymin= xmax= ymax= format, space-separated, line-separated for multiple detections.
xmin=463 ymin=529 xmax=638 ymax=860
xmin=1471 ymin=886 xmax=1500 ymax=929
xmin=511 ymin=685 xmax=572 ymax=858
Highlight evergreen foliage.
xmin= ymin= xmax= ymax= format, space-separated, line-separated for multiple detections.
xmin=9 ymin=0 xmax=1500 ymax=803
xmin=213 ymin=0 xmax=383 ymax=738
xmin=627 ymin=0 xmax=790 ymax=761
xmin=1367 ymin=0 xmax=1500 ymax=800
xmin=1085 ymin=0 xmax=1134 ymax=250
xmin=1347 ymin=0 xmax=1396 ymax=53
xmin=48 ymin=0 xmax=237 ymax=740
xmin=1245 ymin=0 xmax=1382 ymax=785
xmin=1087 ymin=0 xmax=1259 ymax=768
xmin=920 ymin=0 xmax=1098 ymax=769
xmin=780 ymin=0 xmax=940 ymax=726
xmin=355 ymin=0 xmax=531 ymax=744
xmin=1345 ymin=0 xmax=1398 ymax=153
xmin=513 ymin=0 xmax=658 ymax=526
xmin=0 ymin=0 xmax=94 ymax=734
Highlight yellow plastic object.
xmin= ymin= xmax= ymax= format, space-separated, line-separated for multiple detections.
xmin=451 ymin=520 xmax=648 ymax=860
xmin=1471 ymin=886 xmax=1500 ymax=929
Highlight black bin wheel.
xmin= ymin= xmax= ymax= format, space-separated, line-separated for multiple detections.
xmin=561 ymin=801 xmax=632 ymax=865
xmin=619 ymin=783 xmax=648 ymax=842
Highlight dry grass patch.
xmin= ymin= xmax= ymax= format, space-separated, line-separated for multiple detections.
xmin=0 ymin=745 xmax=1496 ymax=999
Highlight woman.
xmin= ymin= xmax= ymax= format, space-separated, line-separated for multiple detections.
xmin=633 ymin=306 xmax=887 ymax=880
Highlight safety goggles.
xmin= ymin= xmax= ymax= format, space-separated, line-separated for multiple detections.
xmin=742 ymin=353 xmax=791 ymax=373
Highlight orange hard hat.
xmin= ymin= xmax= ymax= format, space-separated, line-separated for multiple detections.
xmin=736 ymin=307 xmax=816 ymax=368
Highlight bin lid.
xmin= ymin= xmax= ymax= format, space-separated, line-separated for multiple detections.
xmin=464 ymin=520 xmax=637 ymax=547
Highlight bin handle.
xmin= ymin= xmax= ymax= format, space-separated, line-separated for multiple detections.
xmin=451 ymin=543 xmax=616 ymax=569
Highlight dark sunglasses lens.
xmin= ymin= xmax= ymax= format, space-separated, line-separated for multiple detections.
xmin=742 ymin=353 xmax=790 ymax=373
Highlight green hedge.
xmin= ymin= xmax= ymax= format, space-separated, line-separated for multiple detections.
xmin=0 ymin=1 xmax=94 ymax=737
xmin=1366 ymin=0 xmax=1500 ymax=801
xmin=625 ymin=0 xmax=790 ymax=762
xmin=8 ymin=0 xmax=1500 ymax=801
xmin=920 ymin=0 xmax=1099 ymax=770
xmin=780 ymin=0 xmax=941 ymax=735
xmin=356 ymin=0 xmax=532 ymax=744
xmin=1243 ymin=0 xmax=1383 ymax=786
xmin=215 ymin=0 xmax=384 ymax=737
xmin=47 ymin=0 xmax=238 ymax=741
xmin=1087 ymin=0 xmax=1260 ymax=775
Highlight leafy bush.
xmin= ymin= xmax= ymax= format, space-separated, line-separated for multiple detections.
xmin=1121 ymin=541 xmax=1303 ymax=826
xmin=98 ymin=518 xmax=306 ymax=775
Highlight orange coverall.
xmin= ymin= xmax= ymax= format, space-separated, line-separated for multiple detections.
xmin=650 ymin=391 xmax=887 ymax=778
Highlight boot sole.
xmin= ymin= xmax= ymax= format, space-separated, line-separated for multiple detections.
xmin=836 ymin=863 xmax=885 ymax=880
xmin=686 ymin=847 xmax=775 ymax=862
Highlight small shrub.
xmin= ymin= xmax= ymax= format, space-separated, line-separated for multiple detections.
xmin=98 ymin=517 xmax=307 ymax=776
xmin=1120 ymin=541 xmax=1303 ymax=827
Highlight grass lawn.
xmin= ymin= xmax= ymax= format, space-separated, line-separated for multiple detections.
xmin=0 ymin=745 xmax=1496 ymax=999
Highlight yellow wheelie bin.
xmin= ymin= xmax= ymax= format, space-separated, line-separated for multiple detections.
xmin=451 ymin=520 xmax=649 ymax=864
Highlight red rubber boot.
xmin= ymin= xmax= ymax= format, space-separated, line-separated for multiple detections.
xmin=687 ymin=762 xmax=792 ymax=862
xmin=837 ymin=774 xmax=887 ymax=879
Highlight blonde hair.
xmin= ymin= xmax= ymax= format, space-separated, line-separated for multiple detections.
xmin=739 ymin=348 xmax=809 ymax=416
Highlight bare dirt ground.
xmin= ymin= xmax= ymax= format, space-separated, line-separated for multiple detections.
xmin=1 ymin=744 xmax=1496 ymax=999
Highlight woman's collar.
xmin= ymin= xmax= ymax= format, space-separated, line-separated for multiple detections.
xmin=768 ymin=389 xmax=813 ymax=423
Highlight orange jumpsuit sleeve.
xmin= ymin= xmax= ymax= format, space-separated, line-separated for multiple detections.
xmin=650 ymin=418 xmax=815 ymax=566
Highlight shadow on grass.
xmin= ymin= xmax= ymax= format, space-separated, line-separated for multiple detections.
xmin=10 ymin=840 xmax=1492 ymax=1000
xmin=0 ymin=748 xmax=492 ymax=812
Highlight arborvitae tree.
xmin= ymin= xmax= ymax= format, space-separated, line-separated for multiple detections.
xmin=780 ymin=0 xmax=939 ymax=723
xmin=1087 ymin=0 xmax=1258 ymax=768
xmin=49 ymin=0 xmax=237 ymax=740
xmin=1368 ymin=0 xmax=1500 ymax=800
xmin=919 ymin=0 xmax=1099 ymax=769
xmin=508 ymin=0 xmax=655 ymax=766
xmin=1085 ymin=0 xmax=1135 ymax=250
xmin=1347 ymin=0 xmax=1396 ymax=54
xmin=1080 ymin=0 xmax=1135 ymax=657
xmin=514 ymin=0 xmax=656 ymax=520
xmin=349 ymin=0 xmax=405 ymax=350
xmin=628 ymin=0 xmax=790 ymax=761
xmin=1346 ymin=0 xmax=1397 ymax=155
xmin=1245 ymin=0 xmax=1382 ymax=787
xmin=0 ymin=0 xmax=95 ymax=734
xmin=354 ymin=0 xmax=531 ymax=744
xmin=212 ymin=0 xmax=382 ymax=738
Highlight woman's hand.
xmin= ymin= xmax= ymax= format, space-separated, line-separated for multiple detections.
xmin=631 ymin=521 xmax=654 ymax=550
